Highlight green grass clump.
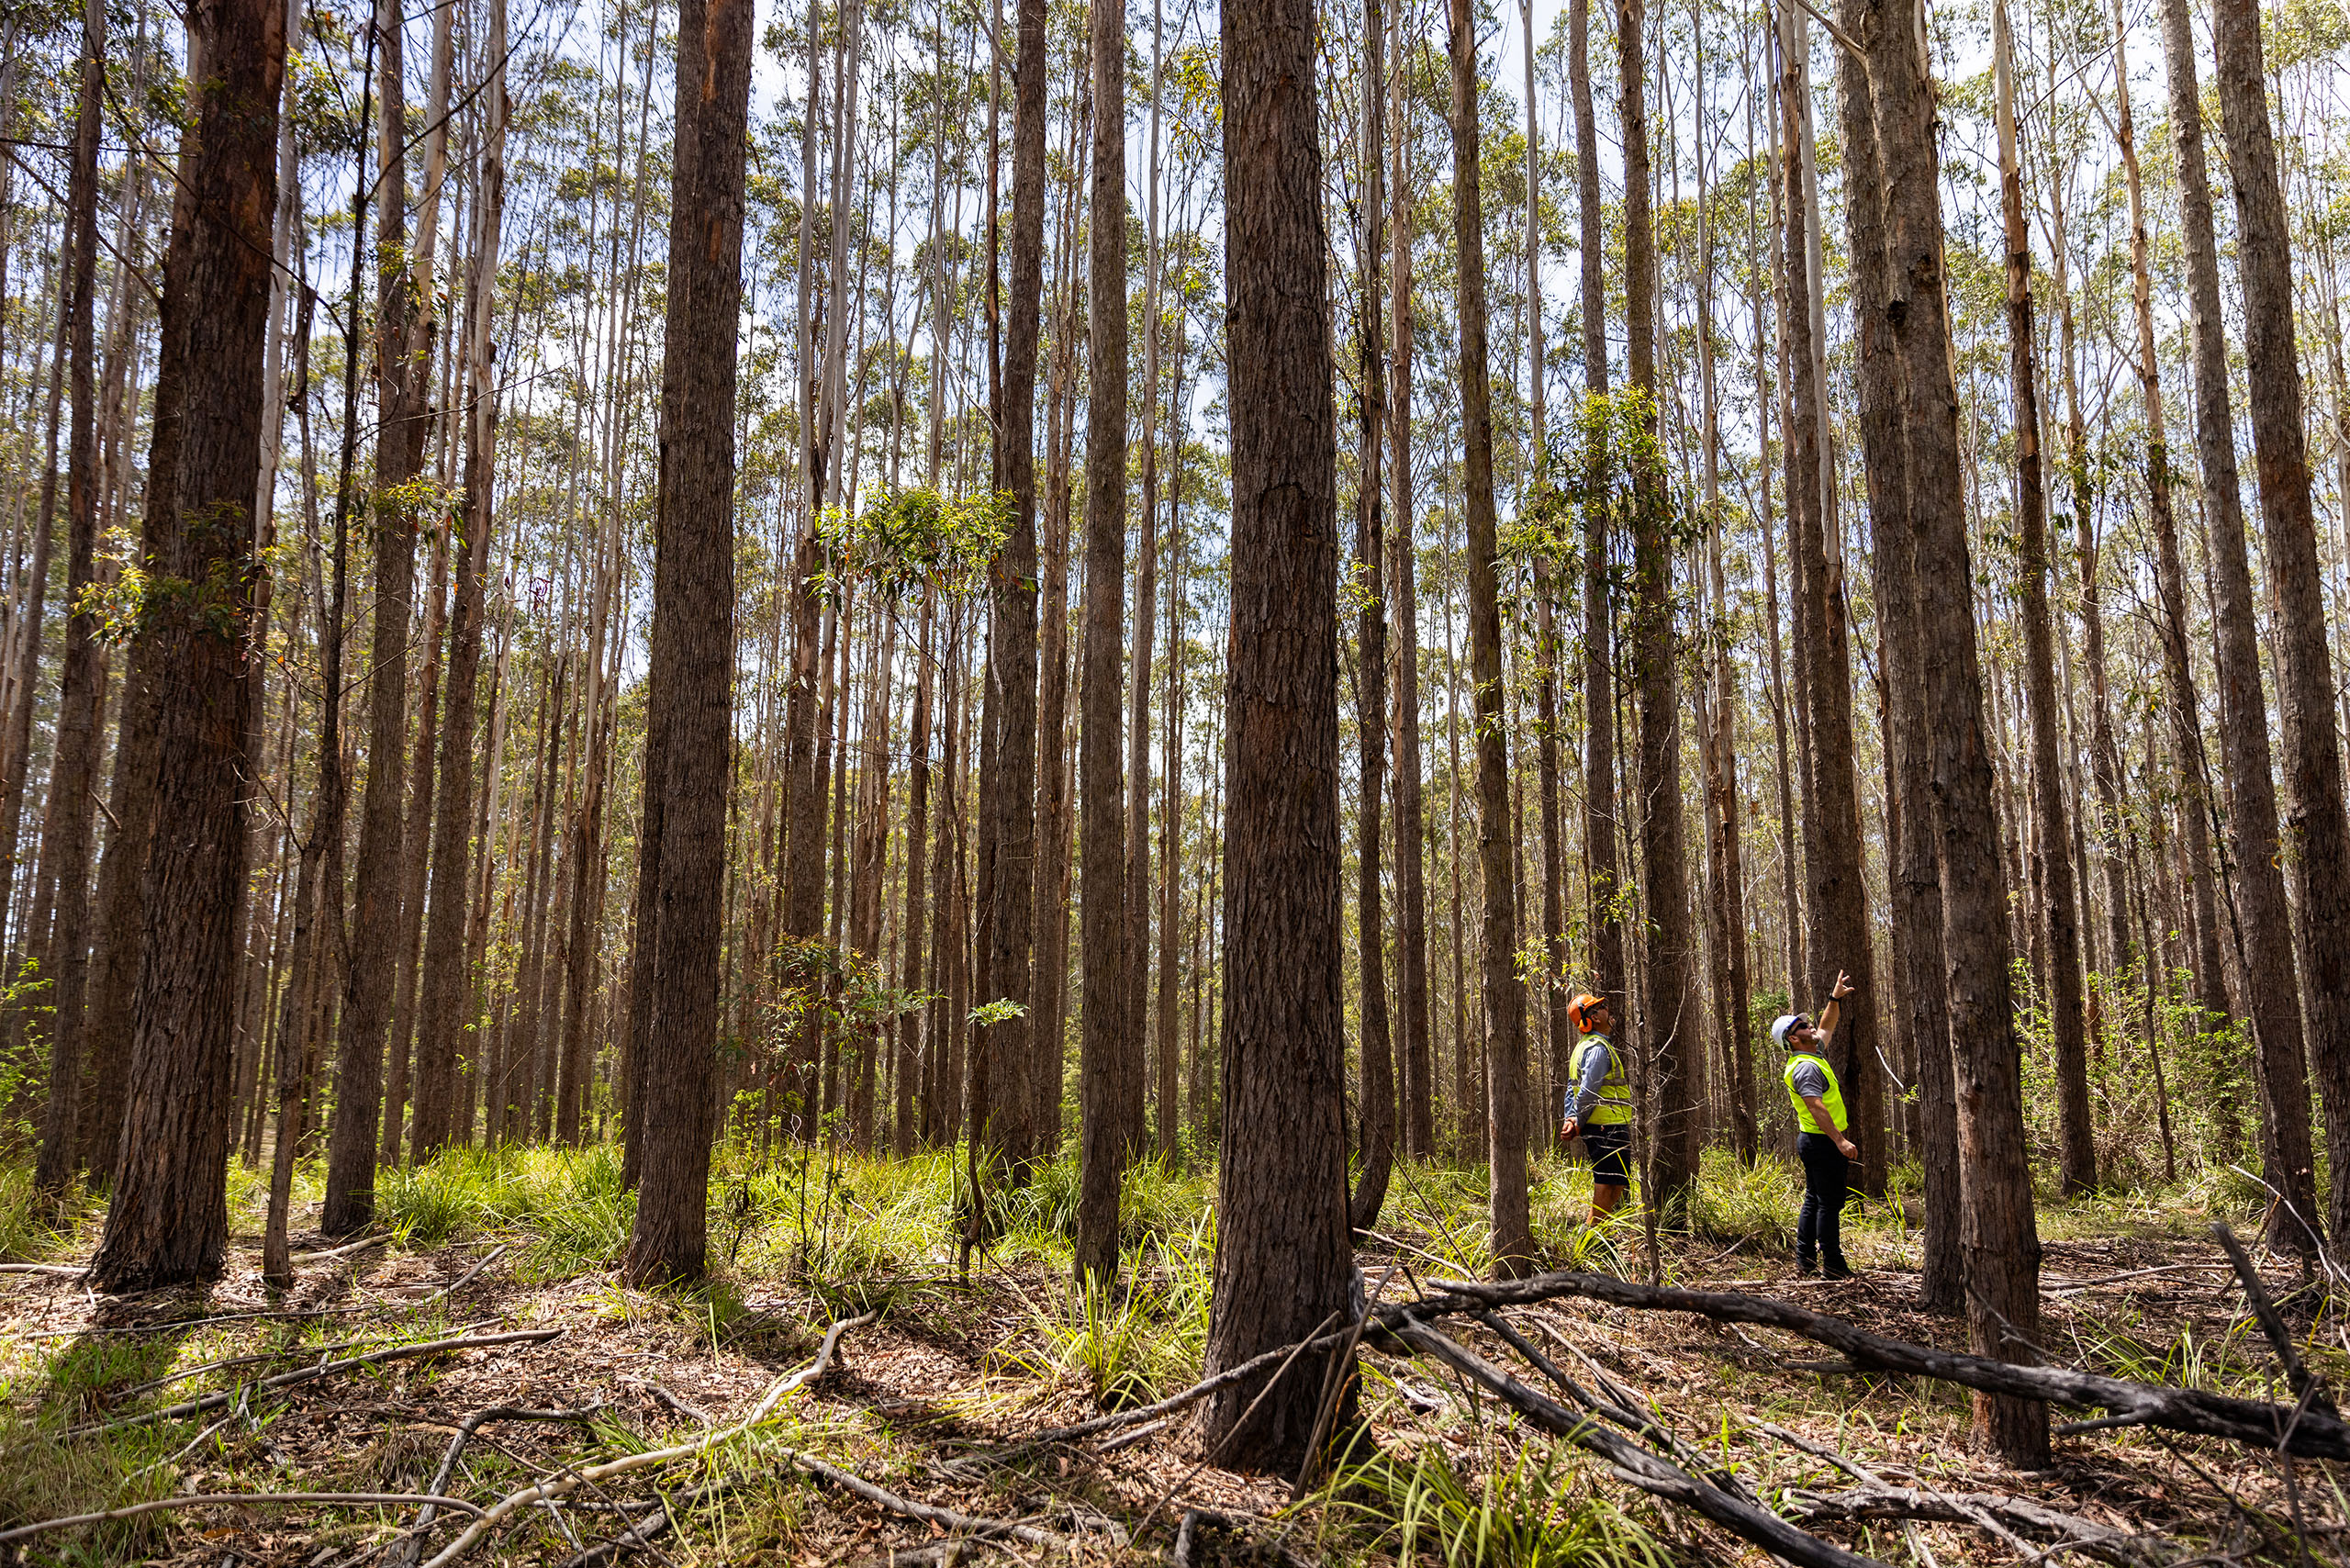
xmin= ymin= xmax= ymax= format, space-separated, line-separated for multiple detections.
xmin=1686 ymin=1148 xmax=1803 ymax=1249
xmin=0 ymin=1162 xmax=79 ymax=1263
xmin=1324 ymin=1438 xmax=1670 ymax=1568
xmin=375 ymin=1141 xmax=632 ymax=1277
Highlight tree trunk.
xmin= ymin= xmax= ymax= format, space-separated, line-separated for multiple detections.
xmin=2157 ymin=0 xmax=2322 ymax=1254
xmin=1835 ymin=0 xmax=1956 ymax=1311
xmin=2211 ymin=0 xmax=2350 ymax=1245
xmin=622 ymin=0 xmax=751 ymax=1284
xmin=32 ymin=0 xmax=105 ymax=1199
xmin=1867 ymin=0 xmax=2048 ymax=1462
xmin=1200 ymin=0 xmax=1353 ymax=1462
xmin=410 ymin=46 xmax=509 ymax=1159
xmin=1992 ymin=0 xmax=2094 ymax=1197
xmin=1350 ymin=0 xmax=1394 ymax=1237
xmin=89 ymin=0 xmax=285 ymax=1293
xmin=1451 ymin=0 xmax=1532 ymax=1276
xmin=2109 ymin=1 xmax=2232 ymax=1086
xmin=1619 ymin=0 xmax=1696 ymax=1215
xmin=325 ymin=0 xmax=443 ymax=1229
xmin=1389 ymin=18 xmax=1433 ymax=1162
xmin=1569 ymin=0 xmax=1622 ymax=1014
xmin=971 ymin=0 xmax=1046 ymax=1193
xmin=1075 ymin=0 xmax=1130 ymax=1283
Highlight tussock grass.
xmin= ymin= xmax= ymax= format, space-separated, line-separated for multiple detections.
xmin=375 ymin=1140 xmax=632 ymax=1278
xmin=1320 ymin=1431 xmax=1671 ymax=1568
xmin=0 ymin=1162 xmax=80 ymax=1264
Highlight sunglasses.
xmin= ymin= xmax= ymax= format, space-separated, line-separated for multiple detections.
xmin=1789 ymin=1014 xmax=1813 ymax=1032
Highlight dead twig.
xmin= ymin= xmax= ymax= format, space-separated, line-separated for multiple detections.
xmin=1785 ymin=1484 xmax=2168 ymax=1567
xmin=1391 ymin=1316 xmax=1886 ymax=1568
xmin=416 ymin=1312 xmax=874 ymax=1568
xmin=75 ymin=1327 xmax=565 ymax=1435
xmin=118 ymin=1318 xmax=501 ymax=1399
xmin=0 ymin=1493 xmax=485 ymax=1548
xmin=2212 ymin=1223 xmax=2334 ymax=1416
xmin=382 ymin=1405 xmax=609 ymax=1568
xmin=645 ymin=1383 xmax=711 ymax=1426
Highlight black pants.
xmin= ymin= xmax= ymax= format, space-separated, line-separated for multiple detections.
xmin=1796 ymin=1132 xmax=1849 ymax=1269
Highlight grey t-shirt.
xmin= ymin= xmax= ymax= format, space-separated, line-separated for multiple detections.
xmin=1787 ymin=1055 xmax=1830 ymax=1102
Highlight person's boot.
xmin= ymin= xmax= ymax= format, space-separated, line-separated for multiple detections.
xmin=1796 ymin=1252 xmax=1818 ymax=1277
xmin=1822 ymin=1254 xmax=1854 ymax=1281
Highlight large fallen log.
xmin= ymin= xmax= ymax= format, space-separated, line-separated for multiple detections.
xmin=1415 ymin=1272 xmax=2350 ymax=1462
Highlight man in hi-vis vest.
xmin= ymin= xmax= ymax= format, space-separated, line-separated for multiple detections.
xmin=1772 ymin=971 xmax=1861 ymax=1279
xmin=1557 ymin=993 xmax=1631 ymax=1225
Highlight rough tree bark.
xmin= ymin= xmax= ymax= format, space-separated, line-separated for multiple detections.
xmin=971 ymin=0 xmax=1046 ymax=1185
xmin=1569 ymin=0 xmax=1621 ymax=1013
xmin=1451 ymin=0 xmax=1533 ymax=1277
xmin=32 ymin=0 xmax=104 ymax=1199
xmin=1624 ymin=0 xmax=1698 ymax=1210
xmin=1835 ymin=0 xmax=1958 ymax=1311
xmin=1993 ymin=0 xmax=2094 ymax=1196
xmin=1074 ymin=0 xmax=1129 ymax=1286
xmin=2111 ymin=0 xmax=2232 ymax=1062
xmin=1350 ymin=0 xmax=1394 ymax=1237
xmin=1200 ymin=0 xmax=1355 ymax=1469
xmin=1867 ymin=0 xmax=2049 ymax=1461
xmin=325 ymin=0 xmax=441 ymax=1229
xmin=409 ymin=22 xmax=508 ymax=1159
xmin=2157 ymin=0 xmax=2322 ymax=1254
xmin=622 ymin=0 xmax=752 ymax=1285
xmin=89 ymin=0 xmax=285 ymax=1293
xmin=2210 ymin=0 xmax=2350 ymax=1245
xmin=1389 ymin=21 xmax=1433 ymax=1162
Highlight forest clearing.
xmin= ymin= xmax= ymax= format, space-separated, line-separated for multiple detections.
xmin=6 ymin=0 xmax=2350 ymax=1554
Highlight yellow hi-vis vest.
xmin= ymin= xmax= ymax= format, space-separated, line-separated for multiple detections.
xmin=1572 ymin=1035 xmax=1632 ymax=1126
xmin=1783 ymin=1051 xmax=1848 ymax=1133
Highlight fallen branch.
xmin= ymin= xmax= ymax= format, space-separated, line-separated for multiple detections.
xmin=1785 ymin=1484 xmax=2165 ymax=1567
xmin=12 ymin=1246 xmax=511 ymax=1343
xmin=1021 ymin=1315 xmax=1361 ymax=1448
xmin=2212 ymin=1223 xmax=2334 ymax=1417
xmin=1419 ymin=1271 xmax=2350 ymax=1461
xmin=76 ymin=1327 xmax=564 ymax=1435
xmin=120 ymin=1319 xmax=501 ymax=1399
xmin=383 ymin=1405 xmax=608 ymax=1568
xmin=418 ymin=1312 xmax=874 ymax=1568
xmin=0 ymin=1262 xmax=85 ymax=1278
xmin=645 ymin=1383 xmax=711 ymax=1426
xmin=1483 ymin=1310 xmax=1754 ymax=1504
xmin=1391 ymin=1316 xmax=1886 ymax=1568
xmin=0 ymin=1493 xmax=484 ymax=1547
xmin=789 ymin=1450 xmax=1076 ymax=1549
xmin=288 ymin=1234 xmax=390 ymax=1265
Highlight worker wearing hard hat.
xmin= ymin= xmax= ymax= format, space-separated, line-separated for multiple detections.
xmin=1772 ymin=970 xmax=1862 ymax=1281
xmin=1557 ymin=992 xmax=1631 ymax=1225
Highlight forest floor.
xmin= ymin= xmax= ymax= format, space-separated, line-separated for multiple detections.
xmin=0 ymin=1144 xmax=2339 ymax=1567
